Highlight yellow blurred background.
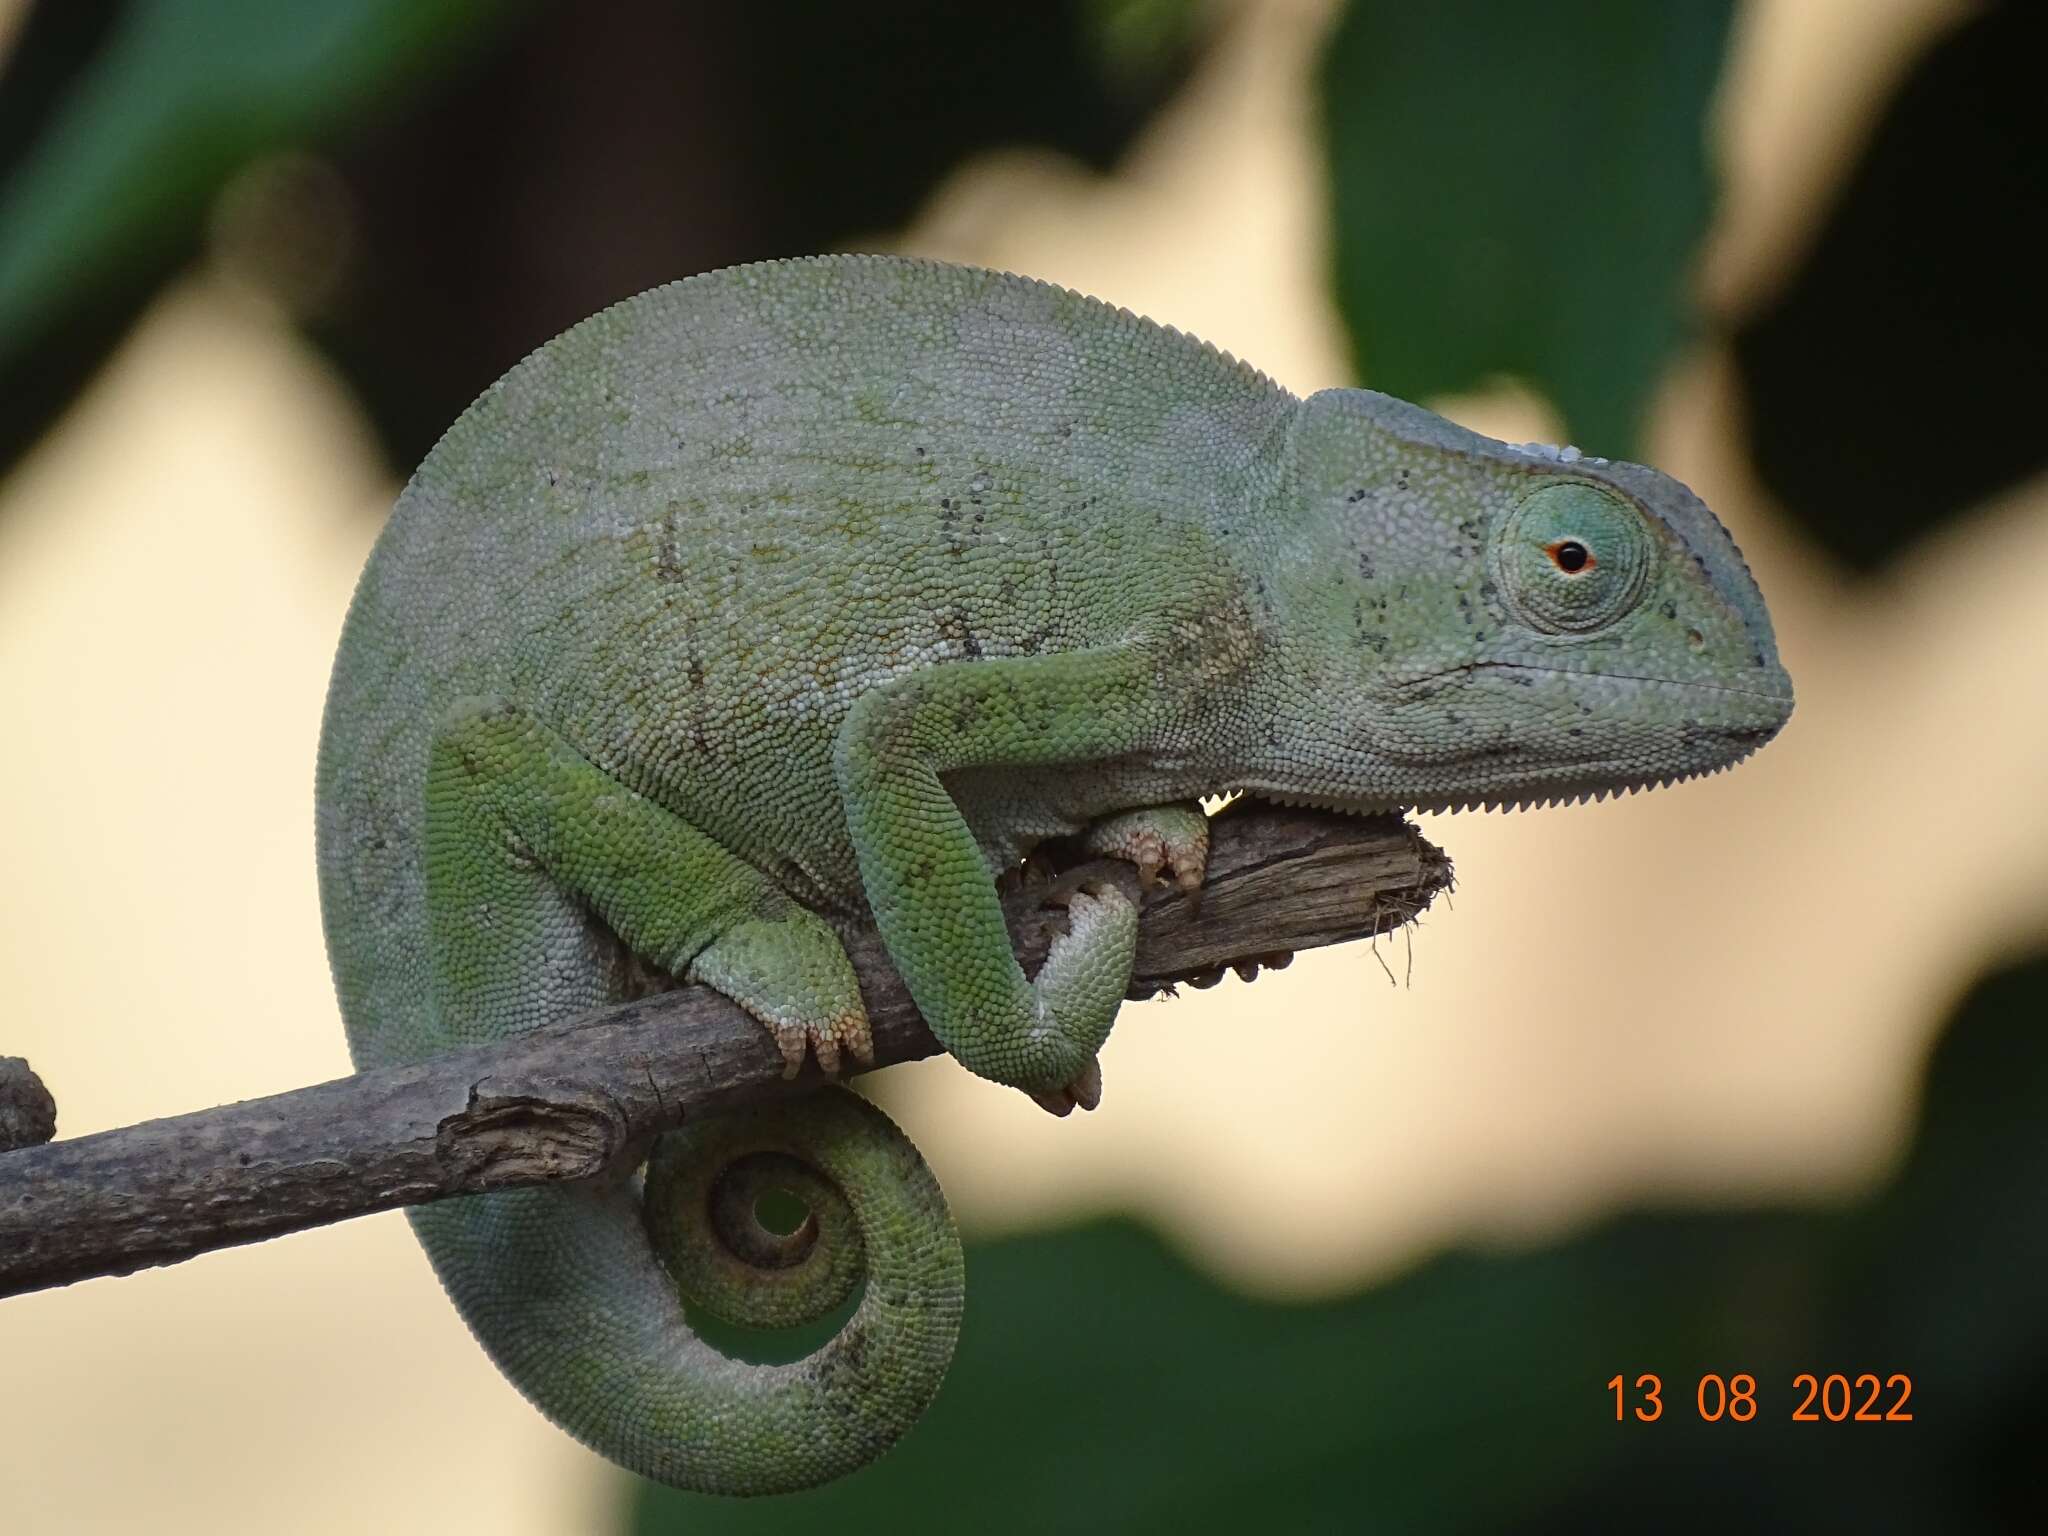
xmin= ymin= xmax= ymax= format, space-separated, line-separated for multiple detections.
xmin=2 ymin=0 xmax=2042 ymax=1530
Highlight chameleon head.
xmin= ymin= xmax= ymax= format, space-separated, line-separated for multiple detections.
xmin=1260 ymin=388 xmax=1794 ymax=812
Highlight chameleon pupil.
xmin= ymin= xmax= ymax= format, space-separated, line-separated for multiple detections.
xmin=1554 ymin=540 xmax=1589 ymax=573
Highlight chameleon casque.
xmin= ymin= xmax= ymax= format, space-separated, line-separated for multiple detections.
xmin=316 ymin=254 xmax=1792 ymax=1493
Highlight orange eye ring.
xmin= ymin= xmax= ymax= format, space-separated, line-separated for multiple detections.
xmin=1547 ymin=539 xmax=1594 ymax=574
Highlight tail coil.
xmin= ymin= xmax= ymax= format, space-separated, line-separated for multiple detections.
xmin=415 ymin=1086 xmax=962 ymax=1495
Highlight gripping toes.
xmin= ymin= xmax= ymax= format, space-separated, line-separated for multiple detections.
xmin=688 ymin=910 xmax=873 ymax=1078
xmin=1082 ymin=803 xmax=1209 ymax=894
xmin=1023 ymin=884 xmax=1137 ymax=1116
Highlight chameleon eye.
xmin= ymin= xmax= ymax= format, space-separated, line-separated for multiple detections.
xmin=1495 ymin=483 xmax=1652 ymax=634
xmin=1549 ymin=540 xmax=1592 ymax=574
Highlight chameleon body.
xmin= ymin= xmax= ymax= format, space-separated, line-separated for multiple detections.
xmin=315 ymin=255 xmax=1792 ymax=1493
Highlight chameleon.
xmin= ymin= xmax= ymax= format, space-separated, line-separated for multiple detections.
xmin=315 ymin=254 xmax=1793 ymax=1494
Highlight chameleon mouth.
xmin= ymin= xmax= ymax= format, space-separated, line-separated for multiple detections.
xmin=1237 ymin=745 xmax=1762 ymax=818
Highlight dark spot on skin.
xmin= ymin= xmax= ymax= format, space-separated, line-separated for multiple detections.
xmin=915 ymin=445 xmax=927 ymax=456
xmin=1456 ymin=517 xmax=1480 ymax=541
xmin=1346 ymin=487 xmax=1368 ymax=503
xmin=1504 ymin=670 xmax=1535 ymax=687
xmin=1055 ymin=421 xmax=1074 ymax=439
xmin=1446 ymin=710 xmax=1461 ymax=726
xmin=1661 ymin=600 xmax=1678 ymax=621
xmin=1568 ymin=727 xmax=1584 ymax=738
xmin=1359 ymin=632 xmax=1388 ymax=653
xmin=653 ymin=503 xmax=688 ymax=583
xmin=939 ymin=606 xmax=984 ymax=659
xmin=1754 ymin=650 xmax=1769 ymax=668
xmin=686 ymin=656 xmax=705 ymax=689
xmin=1357 ymin=551 xmax=1376 ymax=580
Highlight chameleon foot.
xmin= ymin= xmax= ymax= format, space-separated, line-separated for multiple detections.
xmin=1017 ymin=885 xmax=1132 ymax=1114
xmin=1027 ymin=1054 xmax=1103 ymax=1118
xmin=687 ymin=912 xmax=874 ymax=1077
xmin=1082 ymin=803 xmax=1209 ymax=894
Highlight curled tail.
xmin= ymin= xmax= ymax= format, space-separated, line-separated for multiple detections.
xmin=412 ymin=1088 xmax=962 ymax=1495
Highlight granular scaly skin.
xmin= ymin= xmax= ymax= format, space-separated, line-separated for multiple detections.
xmin=315 ymin=255 xmax=1792 ymax=1493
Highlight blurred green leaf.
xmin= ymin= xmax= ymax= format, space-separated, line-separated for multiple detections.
xmin=1320 ymin=1 xmax=1735 ymax=457
xmin=630 ymin=952 xmax=2048 ymax=1533
xmin=0 ymin=0 xmax=506 ymax=375
xmin=1083 ymin=0 xmax=1213 ymax=89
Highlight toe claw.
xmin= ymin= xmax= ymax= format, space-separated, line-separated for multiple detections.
xmin=1067 ymin=1055 xmax=1103 ymax=1112
xmin=844 ymin=1017 xmax=876 ymax=1070
xmin=1028 ymin=1085 xmax=1078 ymax=1117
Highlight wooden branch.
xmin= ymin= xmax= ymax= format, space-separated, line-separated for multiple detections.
xmin=0 ymin=805 xmax=1449 ymax=1298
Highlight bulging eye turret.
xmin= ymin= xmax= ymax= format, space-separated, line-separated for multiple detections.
xmin=1495 ymin=483 xmax=1653 ymax=634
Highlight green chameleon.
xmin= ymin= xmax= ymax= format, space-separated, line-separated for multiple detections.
xmin=316 ymin=254 xmax=1792 ymax=1493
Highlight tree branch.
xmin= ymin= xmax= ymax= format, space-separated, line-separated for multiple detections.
xmin=0 ymin=805 xmax=1449 ymax=1298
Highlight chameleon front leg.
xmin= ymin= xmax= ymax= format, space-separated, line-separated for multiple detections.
xmin=832 ymin=645 xmax=1177 ymax=1110
xmin=417 ymin=697 xmax=960 ymax=1493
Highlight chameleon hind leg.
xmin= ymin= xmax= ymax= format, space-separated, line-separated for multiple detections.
xmin=416 ymin=696 xmax=960 ymax=1493
xmin=426 ymin=695 xmax=869 ymax=1071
